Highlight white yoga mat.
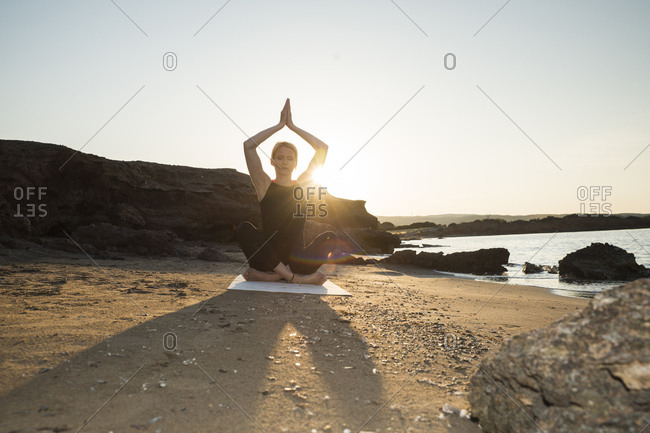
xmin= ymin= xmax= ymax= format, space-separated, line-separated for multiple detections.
xmin=227 ymin=274 xmax=351 ymax=296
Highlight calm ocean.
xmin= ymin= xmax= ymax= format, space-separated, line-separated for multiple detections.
xmin=394 ymin=228 xmax=650 ymax=299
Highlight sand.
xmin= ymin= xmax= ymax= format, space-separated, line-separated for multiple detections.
xmin=0 ymin=244 xmax=587 ymax=433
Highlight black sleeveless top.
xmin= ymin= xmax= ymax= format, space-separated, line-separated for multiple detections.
xmin=260 ymin=181 xmax=306 ymax=262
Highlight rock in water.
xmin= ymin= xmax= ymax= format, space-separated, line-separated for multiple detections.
xmin=543 ymin=264 xmax=559 ymax=274
xmin=559 ymin=242 xmax=650 ymax=281
xmin=380 ymin=249 xmax=417 ymax=265
xmin=469 ymin=279 xmax=650 ymax=433
xmin=379 ymin=248 xmax=509 ymax=275
xmin=522 ymin=262 xmax=544 ymax=274
xmin=433 ymin=248 xmax=510 ymax=275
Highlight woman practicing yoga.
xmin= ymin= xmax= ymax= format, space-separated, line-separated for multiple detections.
xmin=237 ymin=98 xmax=338 ymax=285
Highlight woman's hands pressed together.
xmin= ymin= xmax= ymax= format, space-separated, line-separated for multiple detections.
xmin=279 ymin=98 xmax=295 ymax=130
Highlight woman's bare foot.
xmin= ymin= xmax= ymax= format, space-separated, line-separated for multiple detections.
xmin=293 ymin=271 xmax=327 ymax=285
xmin=242 ymin=268 xmax=283 ymax=282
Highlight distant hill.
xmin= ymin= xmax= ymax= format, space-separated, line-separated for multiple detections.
xmin=387 ymin=214 xmax=650 ymax=240
xmin=378 ymin=213 xmax=650 ymax=227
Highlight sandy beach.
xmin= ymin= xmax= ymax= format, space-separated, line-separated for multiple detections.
xmin=0 ymin=244 xmax=588 ymax=433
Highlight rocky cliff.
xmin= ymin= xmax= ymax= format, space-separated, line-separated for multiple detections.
xmin=0 ymin=140 xmax=381 ymax=254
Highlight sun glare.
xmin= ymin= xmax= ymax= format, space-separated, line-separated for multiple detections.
xmin=312 ymin=168 xmax=326 ymax=185
xmin=308 ymin=166 xmax=373 ymax=203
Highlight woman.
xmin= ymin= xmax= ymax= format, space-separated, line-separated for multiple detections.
xmin=237 ymin=98 xmax=338 ymax=285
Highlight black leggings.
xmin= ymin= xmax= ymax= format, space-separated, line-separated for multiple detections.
xmin=236 ymin=222 xmax=338 ymax=275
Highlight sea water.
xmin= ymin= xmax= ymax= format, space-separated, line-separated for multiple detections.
xmin=394 ymin=228 xmax=650 ymax=299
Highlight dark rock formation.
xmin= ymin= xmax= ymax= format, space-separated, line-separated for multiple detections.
xmin=380 ymin=248 xmax=509 ymax=275
xmin=413 ymin=251 xmax=444 ymax=268
xmin=379 ymin=249 xmax=417 ymax=265
xmin=431 ymin=248 xmax=509 ymax=275
xmin=469 ymin=278 xmax=650 ymax=433
xmin=0 ymin=140 xmax=259 ymax=243
xmin=522 ymin=262 xmax=543 ymax=274
xmin=318 ymin=194 xmax=378 ymax=230
xmin=559 ymin=242 xmax=650 ymax=281
xmin=0 ymin=140 xmax=379 ymax=255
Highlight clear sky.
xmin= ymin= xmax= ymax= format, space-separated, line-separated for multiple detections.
xmin=1 ymin=0 xmax=649 ymax=217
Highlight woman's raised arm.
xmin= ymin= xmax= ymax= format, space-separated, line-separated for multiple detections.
xmin=243 ymin=100 xmax=290 ymax=200
xmin=286 ymin=100 xmax=329 ymax=185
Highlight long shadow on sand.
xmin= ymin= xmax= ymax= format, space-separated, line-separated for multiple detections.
xmin=0 ymin=288 xmax=387 ymax=432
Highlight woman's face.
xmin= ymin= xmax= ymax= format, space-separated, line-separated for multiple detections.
xmin=272 ymin=146 xmax=297 ymax=173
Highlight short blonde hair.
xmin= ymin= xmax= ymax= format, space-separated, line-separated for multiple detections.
xmin=271 ymin=141 xmax=298 ymax=162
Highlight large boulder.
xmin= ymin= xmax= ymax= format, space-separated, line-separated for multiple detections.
xmin=469 ymin=279 xmax=650 ymax=433
xmin=379 ymin=249 xmax=418 ymax=265
xmin=380 ymin=248 xmax=509 ymax=275
xmin=318 ymin=194 xmax=378 ymax=229
xmin=559 ymin=242 xmax=650 ymax=281
xmin=428 ymin=248 xmax=509 ymax=275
